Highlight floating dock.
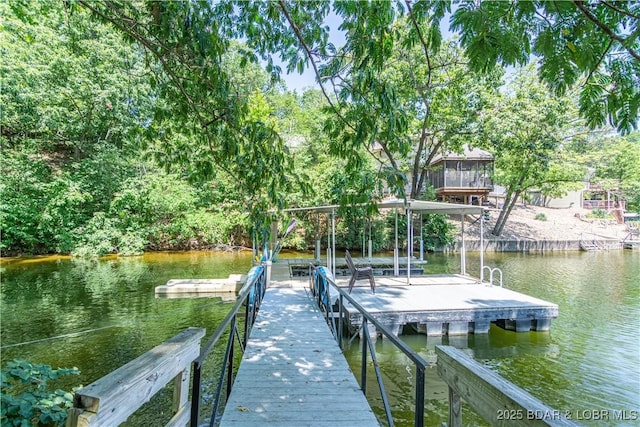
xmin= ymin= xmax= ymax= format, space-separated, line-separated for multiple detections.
xmin=273 ymin=262 xmax=558 ymax=337
xmin=219 ymin=287 xmax=379 ymax=426
xmin=155 ymin=275 xmax=245 ymax=297
xmin=335 ymin=275 xmax=558 ymax=336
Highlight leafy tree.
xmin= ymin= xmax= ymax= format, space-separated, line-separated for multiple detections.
xmin=1 ymin=0 xmax=153 ymax=157
xmin=481 ymin=69 xmax=588 ymax=236
xmin=588 ymin=131 xmax=640 ymax=211
xmin=0 ymin=152 xmax=53 ymax=254
xmin=75 ymin=1 xmax=303 ymax=223
xmin=450 ymin=0 xmax=639 ymax=133
xmin=72 ymin=1 xmax=637 ymax=209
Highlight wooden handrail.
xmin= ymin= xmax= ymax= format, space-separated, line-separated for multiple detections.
xmin=436 ymin=345 xmax=577 ymax=426
xmin=67 ymin=327 xmax=205 ymax=427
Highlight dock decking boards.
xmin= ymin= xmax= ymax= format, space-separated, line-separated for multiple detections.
xmin=219 ymin=288 xmax=380 ymax=427
xmin=339 ymin=276 xmax=558 ymax=336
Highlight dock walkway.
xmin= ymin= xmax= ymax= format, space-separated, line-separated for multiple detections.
xmin=219 ymin=286 xmax=379 ymax=426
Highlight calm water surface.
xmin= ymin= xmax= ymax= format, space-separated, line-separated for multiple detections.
xmin=1 ymin=250 xmax=638 ymax=426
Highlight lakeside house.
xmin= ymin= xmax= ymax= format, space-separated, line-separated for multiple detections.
xmin=426 ymin=145 xmax=494 ymax=205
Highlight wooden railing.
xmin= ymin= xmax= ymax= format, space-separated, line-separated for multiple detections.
xmin=436 ymin=346 xmax=577 ymax=426
xmin=66 ymin=327 xmax=205 ymax=427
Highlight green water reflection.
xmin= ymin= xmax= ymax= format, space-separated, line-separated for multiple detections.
xmin=1 ymin=250 xmax=638 ymax=426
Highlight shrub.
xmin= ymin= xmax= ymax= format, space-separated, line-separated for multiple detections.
xmin=586 ymin=208 xmax=612 ymax=219
xmin=534 ymin=213 xmax=547 ymax=221
xmin=1 ymin=359 xmax=80 ymax=426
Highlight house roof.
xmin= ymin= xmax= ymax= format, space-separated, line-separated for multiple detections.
xmin=430 ymin=145 xmax=493 ymax=165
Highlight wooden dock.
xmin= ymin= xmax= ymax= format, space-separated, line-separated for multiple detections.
xmin=219 ymin=287 xmax=379 ymax=426
xmin=336 ymin=275 xmax=558 ymax=336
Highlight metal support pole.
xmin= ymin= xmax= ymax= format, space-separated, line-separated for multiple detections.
xmin=338 ymin=294 xmax=344 ymax=349
xmin=419 ymin=213 xmax=424 ymax=261
xmin=394 ymin=209 xmax=399 ymax=276
xmin=407 ymin=208 xmax=411 ymax=285
xmin=361 ymin=320 xmax=368 ymax=394
xmin=252 ymin=233 xmax=256 ymax=265
xmin=190 ymin=362 xmax=202 ymax=427
xmin=415 ymin=366 xmax=425 ymax=427
xmin=327 ymin=214 xmax=331 ymax=271
xmin=368 ymin=221 xmax=372 ymax=261
xmin=331 ymin=208 xmax=336 ymax=278
xmin=480 ymin=210 xmax=485 ymax=282
xmin=460 ymin=215 xmax=466 ymax=275
xmin=264 ymin=260 xmax=272 ymax=288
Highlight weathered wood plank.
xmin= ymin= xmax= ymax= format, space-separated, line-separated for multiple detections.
xmin=436 ymin=345 xmax=577 ymax=426
xmin=69 ymin=327 xmax=205 ymax=427
xmin=220 ymin=288 xmax=379 ymax=426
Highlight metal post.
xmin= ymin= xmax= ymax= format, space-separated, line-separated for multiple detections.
xmin=226 ymin=320 xmax=235 ymax=399
xmin=244 ymin=291 xmax=250 ymax=345
xmin=480 ymin=210 xmax=485 ymax=282
xmin=190 ymin=362 xmax=202 ymax=427
xmin=460 ymin=215 xmax=466 ymax=275
xmin=338 ymin=294 xmax=344 ymax=349
xmin=327 ymin=214 xmax=331 ymax=271
xmin=415 ymin=366 xmax=425 ymax=427
xmin=368 ymin=220 xmax=372 ymax=261
xmin=264 ymin=260 xmax=272 ymax=288
xmin=394 ymin=209 xmax=399 ymax=276
xmin=419 ymin=212 xmax=424 ymax=261
xmin=315 ymin=213 xmax=321 ymax=261
xmin=332 ymin=208 xmax=336 ymax=278
xmin=407 ymin=208 xmax=411 ymax=285
xmin=315 ymin=239 xmax=321 ymax=261
xmin=252 ymin=233 xmax=256 ymax=265
xmin=361 ymin=320 xmax=368 ymax=394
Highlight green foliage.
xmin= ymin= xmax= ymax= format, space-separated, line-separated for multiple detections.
xmin=421 ymin=215 xmax=457 ymax=251
xmin=1 ymin=359 xmax=80 ymax=427
xmin=1 ymin=0 xmax=154 ymax=156
xmin=0 ymin=152 xmax=52 ymax=254
xmin=587 ymin=209 xmax=612 ymax=219
xmin=450 ymin=0 xmax=639 ymax=134
xmin=481 ymin=68 xmax=589 ymax=235
xmin=534 ymin=213 xmax=548 ymax=222
xmin=4 ymin=1 xmax=637 ymax=256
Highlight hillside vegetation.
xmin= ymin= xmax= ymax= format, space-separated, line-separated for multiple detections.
xmin=2 ymin=1 xmax=638 ymax=257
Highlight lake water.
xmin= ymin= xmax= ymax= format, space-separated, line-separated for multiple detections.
xmin=1 ymin=250 xmax=638 ymax=426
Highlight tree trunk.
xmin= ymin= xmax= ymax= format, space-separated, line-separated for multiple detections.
xmin=492 ymin=188 xmax=522 ymax=236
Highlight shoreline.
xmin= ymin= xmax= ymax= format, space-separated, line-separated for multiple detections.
xmin=450 ymin=238 xmax=622 ymax=252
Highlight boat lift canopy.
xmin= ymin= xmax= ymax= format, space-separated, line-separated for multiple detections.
xmin=281 ymin=199 xmax=487 ymax=284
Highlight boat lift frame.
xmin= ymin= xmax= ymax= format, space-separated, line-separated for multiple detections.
xmin=282 ymin=199 xmax=488 ymax=284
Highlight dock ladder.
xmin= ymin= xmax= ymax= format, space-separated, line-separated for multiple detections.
xmin=482 ymin=266 xmax=503 ymax=287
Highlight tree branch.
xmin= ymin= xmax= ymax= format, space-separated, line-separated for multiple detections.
xmin=572 ymin=1 xmax=640 ymax=61
xmin=404 ymin=0 xmax=432 ymax=87
xmin=601 ymin=1 xmax=640 ymax=21
xmin=277 ymin=0 xmax=357 ymax=134
xmin=79 ymin=1 xmax=209 ymax=128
